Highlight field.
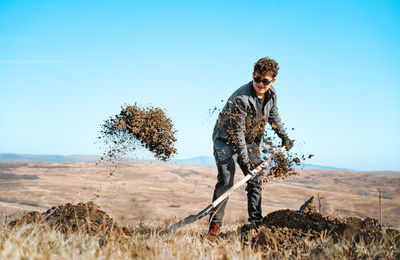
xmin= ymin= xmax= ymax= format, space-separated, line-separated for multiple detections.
xmin=0 ymin=162 xmax=399 ymax=259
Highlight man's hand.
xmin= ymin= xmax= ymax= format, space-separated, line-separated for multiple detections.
xmin=240 ymin=161 xmax=262 ymax=176
xmin=281 ymin=136 xmax=294 ymax=150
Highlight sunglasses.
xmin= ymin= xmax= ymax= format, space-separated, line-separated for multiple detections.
xmin=253 ymin=76 xmax=274 ymax=86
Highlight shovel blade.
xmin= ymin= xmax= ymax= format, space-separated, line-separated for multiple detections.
xmin=170 ymin=204 xmax=213 ymax=230
xmin=170 ymin=214 xmax=199 ymax=230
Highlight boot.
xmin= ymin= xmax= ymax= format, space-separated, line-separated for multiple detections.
xmin=208 ymin=223 xmax=220 ymax=236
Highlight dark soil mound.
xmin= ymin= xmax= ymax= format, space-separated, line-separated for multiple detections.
xmin=262 ymin=209 xmax=347 ymax=234
xmin=99 ymin=104 xmax=177 ymax=162
xmin=240 ymin=209 xmax=400 ymax=251
xmin=9 ymin=202 xmax=129 ymax=236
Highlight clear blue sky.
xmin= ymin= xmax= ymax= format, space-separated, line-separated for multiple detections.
xmin=1 ymin=0 xmax=399 ymax=171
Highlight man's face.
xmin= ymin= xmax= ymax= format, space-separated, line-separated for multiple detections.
xmin=252 ymin=72 xmax=275 ymax=97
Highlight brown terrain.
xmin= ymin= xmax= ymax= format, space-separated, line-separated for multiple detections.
xmin=0 ymin=161 xmax=399 ymax=228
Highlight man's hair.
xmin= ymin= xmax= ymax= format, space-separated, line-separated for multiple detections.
xmin=254 ymin=57 xmax=279 ymax=78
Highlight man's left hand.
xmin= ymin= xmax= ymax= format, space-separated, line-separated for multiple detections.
xmin=281 ymin=136 xmax=294 ymax=150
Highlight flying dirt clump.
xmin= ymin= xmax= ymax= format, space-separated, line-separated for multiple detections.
xmin=9 ymin=202 xmax=129 ymax=236
xmin=99 ymin=104 xmax=177 ymax=162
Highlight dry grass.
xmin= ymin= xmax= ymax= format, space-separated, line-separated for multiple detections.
xmin=0 ymin=220 xmax=256 ymax=259
xmin=0 ymin=162 xmax=399 ymax=258
xmin=1 ymin=217 xmax=399 ymax=259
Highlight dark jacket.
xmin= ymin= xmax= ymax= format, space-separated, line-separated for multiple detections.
xmin=212 ymin=80 xmax=287 ymax=163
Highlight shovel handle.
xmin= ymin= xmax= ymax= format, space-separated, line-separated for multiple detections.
xmin=211 ymin=146 xmax=286 ymax=207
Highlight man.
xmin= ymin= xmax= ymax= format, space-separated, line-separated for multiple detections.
xmin=208 ymin=57 xmax=293 ymax=236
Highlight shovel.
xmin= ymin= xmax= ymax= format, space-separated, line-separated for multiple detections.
xmin=170 ymin=146 xmax=286 ymax=230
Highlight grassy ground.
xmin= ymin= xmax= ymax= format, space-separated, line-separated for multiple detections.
xmin=1 ymin=217 xmax=399 ymax=259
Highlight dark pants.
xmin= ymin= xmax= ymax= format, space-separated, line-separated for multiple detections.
xmin=210 ymin=153 xmax=263 ymax=226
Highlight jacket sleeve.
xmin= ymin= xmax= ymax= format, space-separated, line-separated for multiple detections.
xmin=230 ymin=97 xmax=249 ymax=164
xmin=268 ymin=95 xmax=288 ymax=139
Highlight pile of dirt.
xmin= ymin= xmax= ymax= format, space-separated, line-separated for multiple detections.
xmin=99 ymin=104 xmax=177 ymax=162
xmin=240 ymin=208 xmax=399 ymax=251
xmin=255 ymin=209 xmax=347 ymax=234
xmin=9 ymin=202 xmax=129 ymax=236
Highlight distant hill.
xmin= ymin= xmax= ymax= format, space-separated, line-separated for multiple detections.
xmin=170 ymin=156 xmax=216 ymax=168
xmin=0 ymin=153 xmax=99 ymax=162
xmin=0 ymin=153 xmax=354 ymax=170
xmin=171 ymin=156 xmax=354 ymax=171
xmin=299 ymin=163 xmax=353 ymax=171
xmin=2 ymin=153 xmax=397 ymax=174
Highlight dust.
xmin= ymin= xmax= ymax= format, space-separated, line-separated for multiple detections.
xmin=98 ymin=104 xmax=177 ymax=163
xmin=8 ymin=202 xmax=129 ymax=236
